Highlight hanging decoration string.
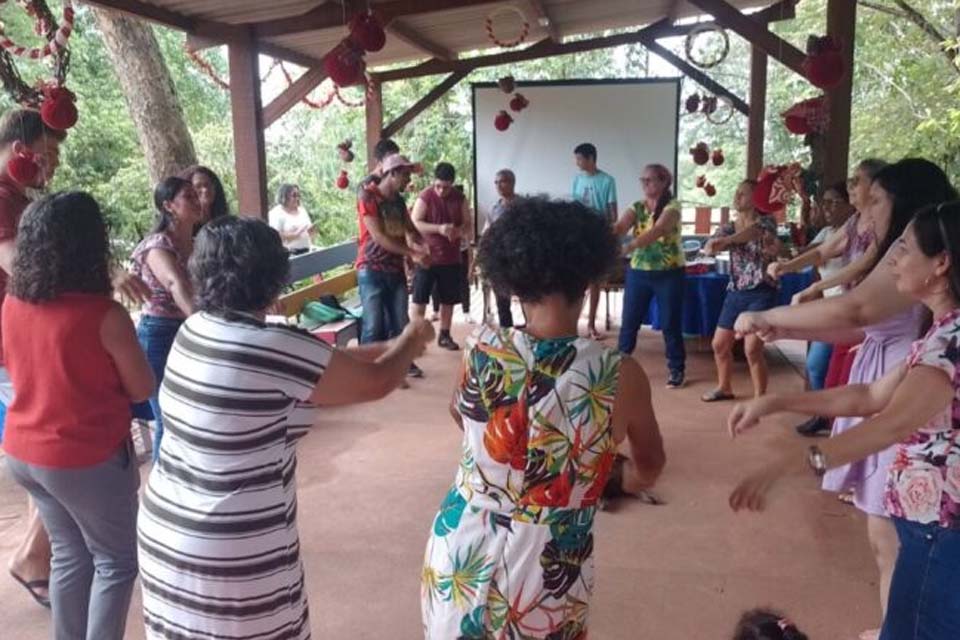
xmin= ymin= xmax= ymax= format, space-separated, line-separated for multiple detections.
xmin=278 ymin=61 xmax=337 ymax=110
xmin=0 ymin=0 xmax=72 ymax=107
xmin=484 ymin=6 xmax=529 ymax=49
xmin=184 ymin=43 xmax=230 ymax=90
xmin=0 ymin=0 xmax=73 ymax=59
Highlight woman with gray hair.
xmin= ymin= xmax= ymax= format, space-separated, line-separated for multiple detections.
xmin=268 ymin=183 xmax=314 ymax=254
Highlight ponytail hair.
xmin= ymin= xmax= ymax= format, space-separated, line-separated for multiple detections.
xmin=645 ymin=163 xmax=674 ymax=222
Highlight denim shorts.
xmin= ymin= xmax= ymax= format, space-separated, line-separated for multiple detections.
xmin=716 ymin=284 xmax=777 ymax=330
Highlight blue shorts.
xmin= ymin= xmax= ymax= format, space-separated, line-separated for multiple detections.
xmin=716 ymin=285 xmax=777 ymax=330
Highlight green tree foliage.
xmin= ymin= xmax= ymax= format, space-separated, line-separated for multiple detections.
xmin=0 ymin=2 xmax=955 ymax=250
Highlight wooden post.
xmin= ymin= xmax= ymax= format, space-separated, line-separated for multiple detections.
xmin=747 ymin=45 xmax=767 ymax=179
xmin=823 ymin=0 xmax=856 ymax=186
xmin=365 ymin=78 xmax=384 ymax=172
xmin=228 ymin=29 xmax=268 ymax=218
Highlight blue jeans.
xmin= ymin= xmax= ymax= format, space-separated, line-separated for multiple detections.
xmin=358 ymin=268 xmax=409 ymax=344
xmin=806 ymin=341 xmax=833 ymax=391
xmin=880 ymin=518 xmax=960 ymax=640
xmin=618 ymin=267 xmax=685 ymax=374
xmin=135 ymin=315 xmax=183 ymax=461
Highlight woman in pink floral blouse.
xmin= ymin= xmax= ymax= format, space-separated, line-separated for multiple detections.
xmin=727 ymin=200 xmax=960 ymax=639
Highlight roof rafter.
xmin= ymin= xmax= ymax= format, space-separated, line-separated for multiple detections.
xmin=527 ymin=0 xmax=561 ymax=42
xmin=386 ymin=20 xmax=455 ymax=61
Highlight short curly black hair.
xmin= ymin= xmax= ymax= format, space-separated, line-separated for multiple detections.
xmin=10 ymin=191 xmax=112 ymax=303
xmin=190 ymin=216 xmax=289 ymax=315
xmin=477 ymin=196 xmax=618 ymax=304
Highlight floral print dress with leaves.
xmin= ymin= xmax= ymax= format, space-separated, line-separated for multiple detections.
xmin=885 ymin=309 xmax=960 ymax=528
xmin=422 ymin=326 xmax=622 ymax=639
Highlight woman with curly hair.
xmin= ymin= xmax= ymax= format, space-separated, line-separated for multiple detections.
xmin=2 ymin=191 xmax=154 ymax=639
xmin=130 ymin=176 xmax=201 ymax=459
xmin=137 ymin=216 xmax=434 ymax=639
xmin=180 ymin=165 xmax=230 ymax=225
xmin=421 ymin=197 xmax=666 ymax=638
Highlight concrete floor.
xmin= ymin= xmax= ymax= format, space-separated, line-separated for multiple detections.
xmin=0 ymin=321 xmax=881 ymax=639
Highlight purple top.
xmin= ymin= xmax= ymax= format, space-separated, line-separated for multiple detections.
xmin=131 ymin=232 xmax=188 ymax=319
xmin=840 ymin=213 xmax=875 ymax=290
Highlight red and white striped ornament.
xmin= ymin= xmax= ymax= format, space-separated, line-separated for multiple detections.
xmin=484 ymin=6 xmax=529 ymax=49
xmin=0 ymin=0 xmax=74 ymax=59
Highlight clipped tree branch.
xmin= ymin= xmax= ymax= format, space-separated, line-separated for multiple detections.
xmin=857 ymin=0 xmax=908 ymax=20
xmin=891 ymin=0 xmax=960 ymax=74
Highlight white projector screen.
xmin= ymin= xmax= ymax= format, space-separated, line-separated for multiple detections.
xmin=472 ymin=79 xmax=680 ymax=228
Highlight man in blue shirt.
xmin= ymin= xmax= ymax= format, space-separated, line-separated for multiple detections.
xmin=572 ymin=143 xmax=617 ymax=339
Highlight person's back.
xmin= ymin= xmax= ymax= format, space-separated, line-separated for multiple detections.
xmin=422 ymin=196 xmax=664 ymax=639
xmin=3 ymin=293 xmax=131 ymax=466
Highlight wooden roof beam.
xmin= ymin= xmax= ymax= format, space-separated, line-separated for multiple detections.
xmin=253 ymin=0 xmax=501 ymax=39
xmin=661 ymin=0 xmax=797 ymax=37
xmin=638 ymin=34 xmax=749 ymax=115
xmin=82 ymin=0 xmax=240 ymax=41
xmin=386 ymin=21 xmax=455 ymax=61
xmin=373 ymin=20 xmax=675 ymax=83
xmin=262 ymin=66 xmax=327 ymax=128
xmin=382 ymin=70 xmax=469 ymax=139
xmin=686 ymin=0 xmax=806 ymax=77
xmin=527 ymin=0 xmax=561 ymax=42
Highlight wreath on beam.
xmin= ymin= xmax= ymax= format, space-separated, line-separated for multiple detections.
xmin=684 ymin=23 xmax=729 ymax=69
xmin=0 ymin=0 xmax=77 ymax=129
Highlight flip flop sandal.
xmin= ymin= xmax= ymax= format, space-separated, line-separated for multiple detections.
xmin=701 ymin=389 xmax=735 ymax=402
xmin=9 ymin=570 xmax=50 ymax=609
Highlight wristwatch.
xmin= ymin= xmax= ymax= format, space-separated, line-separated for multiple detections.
xmin=807 ymin=445 xmax=827 ymax=477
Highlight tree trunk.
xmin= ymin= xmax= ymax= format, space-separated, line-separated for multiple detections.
xmin=92 ymin=8 xmax=197 ymax=183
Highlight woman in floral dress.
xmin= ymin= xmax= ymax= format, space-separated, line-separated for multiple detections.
xmin=728 ymin=200 xmax=960 ymax=638
xmin=702 ymin=179 xmax=781 ymax=402
xmin=421 ymin=197 xmax=666 ymax=639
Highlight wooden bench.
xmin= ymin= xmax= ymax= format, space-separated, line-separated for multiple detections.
xmin=277 ymin=240 xmax=361 ymax=347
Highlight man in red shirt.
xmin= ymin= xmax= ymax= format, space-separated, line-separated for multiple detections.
xmin=356 ymin=154 xmax=429 ymax=349
xmin=0 ymin=108 xmax=67 ymax=608
xmin=410 ymin=162 xmax=472 ymax=350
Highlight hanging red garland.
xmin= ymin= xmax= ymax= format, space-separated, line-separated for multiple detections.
xmin=185 ymin=44 xmax=229 ymax=90
xmin=485 ymin=6 xmax=529 ymax=48
xmin=277 ymin=61 xmax=337 ymax=110
xmin=348 ymin=10 xmax=386 ymax=53
xmin=0 ymin=0 xmax=74 ymax=59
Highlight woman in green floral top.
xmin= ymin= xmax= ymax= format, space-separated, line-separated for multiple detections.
xmin=613 ymin=164 xmax=686 ymax=388
xmin=727 ymin=201 xmax=960 ymax=639
xmin=422 ymin=197 xmax=666 ymax=639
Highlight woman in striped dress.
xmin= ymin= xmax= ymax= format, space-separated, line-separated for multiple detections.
xmin=137 ymin=216 xmax=434 ymax=639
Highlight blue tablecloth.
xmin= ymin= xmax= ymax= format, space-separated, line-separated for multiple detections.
xmin=643 ymin=269 xmax=814 ymax=337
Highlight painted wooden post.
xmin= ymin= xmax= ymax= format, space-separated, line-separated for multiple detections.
xmin=747 ymin=45 xmax=767 ymax=179
xmin=228 ymin=28 xmax=268 ymax=218
xmin=823 ymin=0 xmax=856 ymax=186
xmin=365 ymin=78 xmax=384 ymax=172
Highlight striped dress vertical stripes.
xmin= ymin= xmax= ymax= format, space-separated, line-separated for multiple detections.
xmin=137 ymin=312 xmax=332 ymax=640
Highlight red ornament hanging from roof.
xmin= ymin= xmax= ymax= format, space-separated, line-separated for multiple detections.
xmin=754 ymin=163 xmax=805 ymax=214
xmin=324 ymin=38 xmax=366 ymax=87
xmin=0 ymin=0 xmax=77 ymax=130
xmin=781 ymin=95 xmax=830 ymax=135
xmin=494 ymin=110 xmax=513 ymax=131
xmin=485 ymin=6 xmax=529 ymax=48
xmin=348 ymin=10 xmax=386 ymax=53
xmin=509 ymin=93 xmax=529 ymax=112
xmin=802 ymin=35 xmax=845 ymax=89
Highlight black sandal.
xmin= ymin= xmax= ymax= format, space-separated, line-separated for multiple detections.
xmin=9 ymin=570 xmax=50 ymax=609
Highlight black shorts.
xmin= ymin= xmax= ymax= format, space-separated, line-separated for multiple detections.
xmin=412 ymin=264 xmax=462 ymax=305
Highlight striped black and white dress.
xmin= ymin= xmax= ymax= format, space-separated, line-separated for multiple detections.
xmin=137 ymin=312 xmax=332 ymax=639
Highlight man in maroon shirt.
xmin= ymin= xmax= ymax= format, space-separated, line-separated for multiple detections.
xmin=0 ymin=108 xmax=67 ymax=608
xmin=410 ymin=162 xmax=473 ymax=350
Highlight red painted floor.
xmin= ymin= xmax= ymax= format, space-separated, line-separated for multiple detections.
xmin=0 ymin=321 xmax=880 ymax=639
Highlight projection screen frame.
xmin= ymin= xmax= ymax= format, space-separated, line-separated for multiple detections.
xmin=470 ymin=77 xmax=682 ymax=237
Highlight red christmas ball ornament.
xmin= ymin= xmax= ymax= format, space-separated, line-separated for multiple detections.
xmin=323 ymin=39 xmax=366 ymax=87
xmin=784 ymin=114 xmax=810 ymax=135
xmin=348 ymin=11 xmax=386 ymax=53
xmin=701 ymin=96 xmax=718 ymax=115
xmin=497 ymin=75 xmax=515 ymax=94
xmin=696 ymin=175 xmax=707 ymax=188
xmin=509 ymin=93 xmax=529 ymax=112
xmin=753 ymin=169 xmax=781 ymax=213
xmin=337 ymin=139 xmax=355 ymax=163
xmin=335 ymin=170 xmax=350 ymax=190
xmin=40 ymin=85 xmax=78 ymax=131
xmin=494 ymin=110 xmax=513 ymax=131
xmin=7 ymin=149 xmax=39 ymax=186
xmin=704 ymin=183 xmax=717 ymax=197
xmin=803 ymin=35 xmax=845 ymax=89
xmin=685 ymin=93 xmax=701 ymax=113
xmin=690 ymin=142 xmax=709 ymax=166
xmin=711 ymin=148 xmax=725 ymax=166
